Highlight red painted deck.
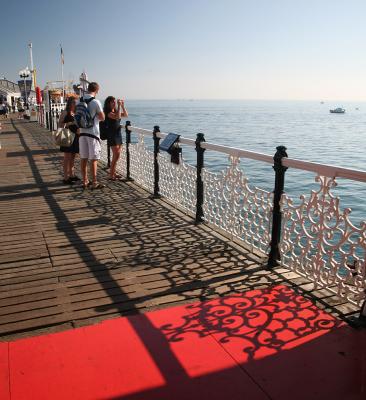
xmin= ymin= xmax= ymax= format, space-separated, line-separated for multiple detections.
xmin=1 ymin=284 xmax=365 ymax=400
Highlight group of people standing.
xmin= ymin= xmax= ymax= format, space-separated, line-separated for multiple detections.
xmin=0 ymin=99 xmax=28 ymax=120
xmin=58 ymin=82 xmax=128 ymax=190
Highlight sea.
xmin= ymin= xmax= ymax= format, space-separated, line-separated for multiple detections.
xmin=124 ymin=99 xmax=366 ymax=225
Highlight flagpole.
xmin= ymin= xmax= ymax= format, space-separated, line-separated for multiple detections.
xmin=28 ymin=43 xmax=36 ymax=90
xmin=60 ymin=44 xmax=65 ymax=101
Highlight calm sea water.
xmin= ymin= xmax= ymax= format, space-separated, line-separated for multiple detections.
xmin=124 ymin=100 xmax=366 ymax=224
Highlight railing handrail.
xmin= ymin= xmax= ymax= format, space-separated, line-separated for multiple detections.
xmin=127 ymin=124 xmax=366 ymax=183
xmin=201 ymin=142 xmax=273 ymax=164
xmin=128 ymin=125 xmax=196 ymax=146
xmin=283 ymin=158 xmax=366 ymax=183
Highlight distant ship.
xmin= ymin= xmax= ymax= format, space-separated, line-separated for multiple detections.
xmin=320 ymin=101 xmax=324 ymax=104
xmin=330 ymin=107 xmax=345 ymax=114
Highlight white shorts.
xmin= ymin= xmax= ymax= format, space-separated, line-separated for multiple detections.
xmin=79 ymin=135 xmax=101 ymax=160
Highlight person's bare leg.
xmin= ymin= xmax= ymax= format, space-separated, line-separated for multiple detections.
xmin=70 ymin=153 xmax=76 ymax=178
xmin=91 ymin=160 xmax=98 ymax=184
xmin=63 ymin=153 xmax=70 ymax=180
xmin=81 ymin=158 xmax=88 ymax=185
xmin=114 ymin=145 xmax=122 ymax=177
xmin=109 ymin=146 xmax=117 ymax=178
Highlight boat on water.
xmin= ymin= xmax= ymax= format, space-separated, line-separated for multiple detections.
xmin=330 ymin=107 xmax=345 ymax=114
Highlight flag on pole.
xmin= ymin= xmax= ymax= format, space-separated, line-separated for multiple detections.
xmin=60 ymin=45 xmax=64 ymax=65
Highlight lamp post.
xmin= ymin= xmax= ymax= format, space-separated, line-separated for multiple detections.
xmin=19 ymin=67 xmax=30 ymax=108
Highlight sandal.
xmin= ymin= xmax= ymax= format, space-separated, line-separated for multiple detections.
xmin=91 ymin=183 xmax=106 ymax=190
xmin=63 ymin=178 xmax=74 ymax=185
xmin=82 ymin=181 xmax=92 ymax=190
xmin=108 ymin=177 xmax=117 ymax=181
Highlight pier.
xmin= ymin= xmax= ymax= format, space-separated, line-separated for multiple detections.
xmin=0 ymin=118 xmax=365 ymax=399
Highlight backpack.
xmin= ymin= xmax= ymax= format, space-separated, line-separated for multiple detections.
xmin=74 ymin=97 xmax=95 ymax=129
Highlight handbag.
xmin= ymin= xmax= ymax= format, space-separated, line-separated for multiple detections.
xmin=54 ymin=127 xmax=75 ymax=147
xmin=99 ymin=120 xmax=109 ymax=140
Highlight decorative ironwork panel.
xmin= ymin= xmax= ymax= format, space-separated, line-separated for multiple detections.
xmin=158 ymin=153 xmax=197 ymax=215
xmin=129 ymin=133 xmax=154 ymax=192
xmin=202 ymin=156 xmax=272 ymax=253
xmin=280 ymin=175 xmax=366 ymax=306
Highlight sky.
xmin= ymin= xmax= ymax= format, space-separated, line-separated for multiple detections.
xmin=2 ymin=0 xmax=366 ymax=100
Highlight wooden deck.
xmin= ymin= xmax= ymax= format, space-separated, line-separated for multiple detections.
xmin=0 ymin=119 xmax=359 ymax=340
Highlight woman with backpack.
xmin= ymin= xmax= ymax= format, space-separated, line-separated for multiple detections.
xmin=103 ymin=96 xmax=128 ymax=180
xmin=58 ymin=97 xmax=80 ymax=184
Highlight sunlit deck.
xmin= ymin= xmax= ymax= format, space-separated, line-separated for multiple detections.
xmin=0 ymin=119 xmax=365 ymax=399
xmin=0 ymin=119 xmax=360 ymax=341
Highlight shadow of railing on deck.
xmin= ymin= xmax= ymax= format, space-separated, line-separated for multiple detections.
xmin=6 ymin=149 xmax=60 ymax=157
xmin=11 ymin=120 xmax=270 ymax=395
xmin=161 ymin=284 xmax=341 ymax=361
xmin=11 ymin=119 xmax=198 ymax=386
xmin=15 ymin=120 xmax=355 ymax=321
xmin=11 ymin=120 xmax=364 ymax=400
xmin=108 ymin=285 xmax=354 ymax=400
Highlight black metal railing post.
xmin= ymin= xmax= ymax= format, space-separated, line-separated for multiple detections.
xmin=267 ymin=145 xmax=288 ymax=268
xmin=152 ymin=125 xmax=161 ymax=198
xmin=125 ymin=121 xmax=133 ymax=181
xmin=195 ymin=133 xmax=205 ymax=224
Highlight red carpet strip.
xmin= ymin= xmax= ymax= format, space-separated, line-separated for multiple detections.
xmin=1 ymin=285 xmax=365 ymax=400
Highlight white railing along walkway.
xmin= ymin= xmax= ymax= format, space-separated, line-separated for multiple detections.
xmin=115 ymin=124 xmax=366 ymax=316
xmin=36 ymin=106 xmax=366 ymax=317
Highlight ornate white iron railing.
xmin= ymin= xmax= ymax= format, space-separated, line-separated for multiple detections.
xmin=115 ymin=123 xmax=366 ymax=318
xmin=114 ymin=125 xmax=273 ymax=251
xmin=202 ymin=157 xmax=272 ymax=254
xmin=158 ymin=153 xmax=197 ymax=214
xmin=36 ymin=112 xmax=366 ymax=318
xmin=279 ymin=160 xmax=366 ymax=310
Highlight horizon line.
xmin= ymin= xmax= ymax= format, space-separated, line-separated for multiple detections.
xmin=120 ymin=98 xmax=366 ymax=102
